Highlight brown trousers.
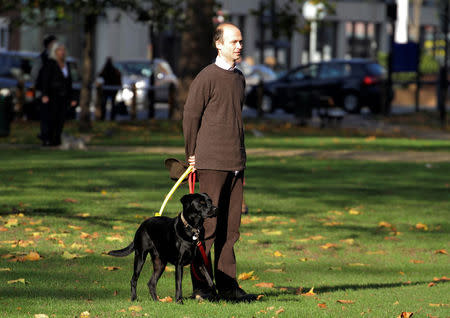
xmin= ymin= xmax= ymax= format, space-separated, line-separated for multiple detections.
xmin=191 ymin=169 xmax=244 ymax=291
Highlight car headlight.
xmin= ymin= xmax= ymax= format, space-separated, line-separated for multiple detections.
xmin=0 ymin=88 xmax=12 ymax=97
xmin=122 ymin=88 xmax=134 ymax=100
xmin=135 ymin=80 xmax=146 ymax=89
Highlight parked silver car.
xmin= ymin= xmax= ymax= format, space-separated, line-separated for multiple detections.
xmin=113 ymin=59 xmax=178 ymax=106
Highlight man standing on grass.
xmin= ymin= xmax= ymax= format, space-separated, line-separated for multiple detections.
xmin=183 ymin=23 xmax=256 ymax=302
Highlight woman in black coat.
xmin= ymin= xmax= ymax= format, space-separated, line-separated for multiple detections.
xmin=40 ymin=42 xmax=77 ymax=146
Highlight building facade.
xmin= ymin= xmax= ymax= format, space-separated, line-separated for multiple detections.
xmin=0 ymin=0 xmax=446 ymax=73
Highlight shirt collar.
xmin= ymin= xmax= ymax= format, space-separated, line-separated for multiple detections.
xmin=215 ymin=56 xmax=235 ymax=71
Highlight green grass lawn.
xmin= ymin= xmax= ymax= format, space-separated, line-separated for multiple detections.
xmin=0 ymin=149 xmax=448 ymax=317
xmin=4 ymin=118 xmax=450 ymax=152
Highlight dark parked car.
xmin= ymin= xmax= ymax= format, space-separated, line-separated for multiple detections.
xmin=0 ymin=51 xmax=80 ymax=120
xmin=245 ymin=59 xmax=393 ymax=114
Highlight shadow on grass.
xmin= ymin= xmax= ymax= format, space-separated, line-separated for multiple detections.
xmin=261 ymin=281 xmax=430 ymax=298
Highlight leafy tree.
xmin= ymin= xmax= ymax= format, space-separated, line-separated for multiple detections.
xmin=1 ymin=0 xmax=144 ymax=131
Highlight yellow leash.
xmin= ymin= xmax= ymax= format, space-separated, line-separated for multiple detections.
xmin=155 ymin=165 xmax=194 ymax=217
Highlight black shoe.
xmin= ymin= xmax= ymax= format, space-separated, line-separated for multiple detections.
xmin=191 ymin=288 xmax=217 ymax=301
xmin=217 ymin=287 xmax=258 ymax=303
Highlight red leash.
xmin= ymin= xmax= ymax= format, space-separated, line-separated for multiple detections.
xmin=189 ymin=171 xmax=212 ymax=281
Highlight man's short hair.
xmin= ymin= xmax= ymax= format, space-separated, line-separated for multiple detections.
xmin=43 ymin=35 xmax=57 ymax=48
xmin=213 ymin=23 xmax=238 ymax=48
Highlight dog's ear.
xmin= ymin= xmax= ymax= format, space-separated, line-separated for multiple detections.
xmin=180 ymin=194 xmax=194 ymax=208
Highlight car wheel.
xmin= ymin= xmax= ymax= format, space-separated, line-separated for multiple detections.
xmin=261 ymin=95 xmax=273 ymax=113
xmin=342 ymin=93 xmax=360 ymax=114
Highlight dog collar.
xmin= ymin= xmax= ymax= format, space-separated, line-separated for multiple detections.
xmin=179 ymin=212 xmax=200 ymax=241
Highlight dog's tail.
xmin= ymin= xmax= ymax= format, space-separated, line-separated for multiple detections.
xmin=107 ymin=242 xmax=135 ymax=257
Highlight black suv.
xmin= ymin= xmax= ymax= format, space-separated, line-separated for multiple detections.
xmin=245 ymin=59 xmax=393 ymax=115
xmin=0 ymin=51 xmax=80 ymax=120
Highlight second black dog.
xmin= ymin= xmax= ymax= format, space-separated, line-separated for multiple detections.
xmin=107 ymin=193 xmax=217 ymax=303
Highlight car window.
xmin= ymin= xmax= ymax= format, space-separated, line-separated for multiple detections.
xmin=0 ymin=54 xmax=34 ymax=79
xmin=287 ymin=64 xmax=318 ymax=81
xmin=319 ymin=63 xmax=346 ymax=79
xmin=366 ymin=63 xmax=386 ymax=76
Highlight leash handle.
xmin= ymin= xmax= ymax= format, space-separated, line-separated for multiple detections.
xmin=189 ymin=171 xmax=196 ymax=194
xmin=156 ymin=165 xmax=194 ymax=217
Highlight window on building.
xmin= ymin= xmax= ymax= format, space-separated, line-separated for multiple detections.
xmin=0 ymin=19 xmax=9 ymax=51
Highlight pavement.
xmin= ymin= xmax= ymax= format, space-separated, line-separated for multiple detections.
xmin=2 ymin=103 xmax=449 ymax=163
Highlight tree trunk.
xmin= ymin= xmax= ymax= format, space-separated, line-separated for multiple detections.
xmin=78 ymin=14 xmax=96 ymax=132
xmin=172 ymin=0 xmax=216 ymax=120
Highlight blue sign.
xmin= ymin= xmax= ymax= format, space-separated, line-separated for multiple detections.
xmin=392 ymin=42 xmax=419 ymax=72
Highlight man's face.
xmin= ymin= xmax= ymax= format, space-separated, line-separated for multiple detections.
xmin=216 ymin=25 xmax=243 ymax=65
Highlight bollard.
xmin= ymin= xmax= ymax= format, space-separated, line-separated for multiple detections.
xmin=0 ymin=89 xmax=14 ymax=137
xmin=130 ymin=83 xmax=137 ymax=120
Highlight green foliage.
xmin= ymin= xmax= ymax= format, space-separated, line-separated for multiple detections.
xmin=377 ymin=51 xmax=440 ymax=82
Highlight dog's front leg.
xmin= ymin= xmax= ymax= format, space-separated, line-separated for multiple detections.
xmin=175 ymin=262 xmax=184 ymax=304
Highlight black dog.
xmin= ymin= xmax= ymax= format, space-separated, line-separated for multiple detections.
xmin=108 ymin=193 xmax=217 ymax=303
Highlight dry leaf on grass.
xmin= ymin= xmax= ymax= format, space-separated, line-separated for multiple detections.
xmin=8 ymin=278 xmax=28 ymax=284
xmin=128 ymin=305 xmax=142 ymax=312
xmin=337 ymin=300 xmax=355 ymax=304
xmin=63 ymin=198 xmax=78 ymax=203
xmin=273 ymin=251 xmax=284 ymax=257
xmin=254 ymin=282 xmax=274 ymax=288
xmin=34 ymin=314 xmax=49 ymax=318
xmin=104 ymin=266 xmax=121 ymax=271
xmin=397 ymin=312 xmax=413 ymax=318
xmin=301 ymin=287 xmax=316 ymax=296
xmin=320 ymin=243 xmax=339 ymax=250
xmin=238 ymin=271 xmax=258 ymax=281
xmin=318 ymin=303 xmax=327 ymax=309
xmin=409 ymin=259 xmax=424 ymax=264
xmin=159 ymin=296 xmax=173 ymax=303
xmin=414 ymin=223 xmax=428 ymax=231
xmin=434 ymin=249 xmax=448 ymax=254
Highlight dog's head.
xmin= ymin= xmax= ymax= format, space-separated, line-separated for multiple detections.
xmin=180 ymin=193 xmax=217 ymax=227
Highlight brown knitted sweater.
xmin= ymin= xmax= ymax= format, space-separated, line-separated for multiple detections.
xmin=183 ymin=63 xmax=246 ymax=171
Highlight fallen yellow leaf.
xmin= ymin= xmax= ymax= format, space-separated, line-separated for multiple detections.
xmin=15 ymin=251 xmax=41 ymax=262
xmin=104 ymin=266 xmax=121 ymax=271
xmin=80 ymin=312 xmax=90 ymax=318
xmin=34 ymin=314 xmax=49 ymax=318
xmin=273 ymin=251 xmax=284 ymax=257
xmin=254 ymin=282 xmax=275 ymax=288
xmin=62 ymin=251 xmax=84 ymax=259
xmin=318 ymin=303 xmax=327 ymax=309
xmin=397 ymin=312 xmax=413 ymax=318
xmin=415 ymin=223 xmax=428 ymax=231
xmin=348 ymin=209 xmax=361 ymax=215
xmin=128 ymin=305 xmax=142 ymax=312
xmin=238 ymin=271 xmax=258 ymax=281
xmin=0 ymin=268 xmax=11 ymax=272
xmin=159 ymin=296 xmax=173 ymax=303
xmin=301 ymin=287 xmax=316 ymax=296
xmin=320 ymin=243 xmax=339 ymax=249
xmin=7 ymin=278 xmax=28 ymax=284
xmin=434 ymin=249 xmax=448 ymax=255
xmin=4 ymin=218 xmax=18 ymax=228
xmin=68 ymin=225 xmax=82 ymax=231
